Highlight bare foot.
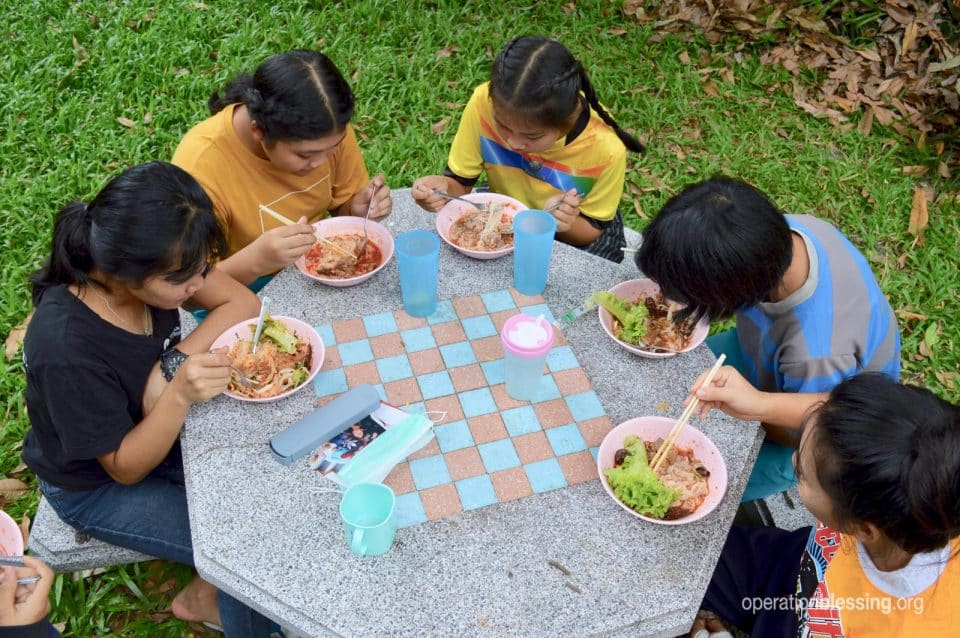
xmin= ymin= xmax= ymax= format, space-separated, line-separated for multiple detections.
xmin=172 ymin=575 xmax=221 ymax=626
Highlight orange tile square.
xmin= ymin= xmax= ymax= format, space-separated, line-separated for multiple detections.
xmin=510 ymin=289 xmax=545 ymax=306
xmin=471 ymin=335 xmax=503 ymax=362
xmin=384 ymin=378 xmax=423 ymax=406
xmin=533 ymin=399 xmax=574 ymax=429
xmin=424 ymin=395 xmax=465 ymax=421
xmin=467 ymin=413 xmax=508 ymax=444
xmin=578 ymin=416 xmax=614 ymax=447
xmin=406 ymin=437 xmax=441 ymax=461
xmin=321 ymin=346 xmax=342 ymax=370
xmin=444 ymin=447 xmax=485 ymax=481
xmin=409 ymin=348 xmax=444 ymax=375
xmin=383 ymin=463 xmax=415 ymax=494
xmin=490 ymin=384 xmax=528 ymax=410
xmin=513 ymin=431 xmax=553 ymax=464
xmin=552 ymin=328 xmax=568 ymax=347
xmin=559 ymin=450 xmax=598 ymax=485
xmin=332 ymin=318 xmax=366 ymax=342
xmin=315 ymin=394 xmax=338 ymax=408
xmin=421 ymin=483 xmax=462 ymax=521
xmin=431 ymin=321 xmax=467 ymax=346
xmin=490 ymin=467 xmax=533 ymax=502
xmin=553 ymin=368 xmax=592 ymax=395
xmin=490 ymin=309 xmax=517 ymax=332
xmin=394 ymin=310 xmax=428 ymax=331
xmin=449 ymin=364 xmax=487 ymax=392
xmin=452 ymin=295 xmax=486 ymax=319
xmin=370 ymin=333 xmax=405 ymax=358
xmin=344 ymin=361 xmax=380 ymax=387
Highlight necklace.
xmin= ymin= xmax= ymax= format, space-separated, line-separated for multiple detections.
xmin=91 ymin=287 xmax=152 ymax=336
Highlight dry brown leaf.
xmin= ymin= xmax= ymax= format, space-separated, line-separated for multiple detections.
xmin=855 ymin=48 xmax=882 ymax=63
xmin=858 ymin=107 xmax=874 ymax=135
xmin=935 ymin=371 xmax=958 ymax=390
xmin=173 ymin=68 xmax=189 ymax=76
xmin=901 ymin=165 xmax=929 ymax=177
xmin=938 ymin=162 xmax=951 ymax=179
xmin=435 ymin=45 xmax=458 ymax=60
xmin=928 ymin=54 xmax=960 ymax=73
xmin=116 ymin=116 xmax=136 ymax=128
xmin=608 ymin=28 xmax=628 ymax=36
xmin=702 ymin=80 xmax=719 ymax=97
xmin=907 ymin=186 xmax=929 ymax=239
xmin=897 ymin=309 xmax=928 ymax=321
xmin=431 ymin=116 xmax=451 ymax=135
xmin=918 ymin=340 xmax=932 ymax=358
xmin=19 ymin=514 xmax=30 ymax=544
xmin=632 ymin=199 xmax=647 ymax=220
xmin=562 ymin=2 xmax=576 ymax=15
xmin=896 ymin=253 xmax=908 ymax=269
xmin=0 ymin=478 xmax=30 ymax=503
xmin=678 ymin=50 xmax=691 ymax=64
xmin=8 ymin=463 xmax=27 ymax=475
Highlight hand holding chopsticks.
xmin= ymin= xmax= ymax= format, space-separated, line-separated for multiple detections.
xmin=258 ymin=205 xmax=357 ymax=262
xmin=650 ymin=354 xmax=726 ymax=474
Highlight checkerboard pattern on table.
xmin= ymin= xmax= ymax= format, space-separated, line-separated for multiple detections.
xmin=312 ymin=288 xmax=613 ymax=528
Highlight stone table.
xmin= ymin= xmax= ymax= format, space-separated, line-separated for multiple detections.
xmin=181 ymin=189 xmax=762 ymax=638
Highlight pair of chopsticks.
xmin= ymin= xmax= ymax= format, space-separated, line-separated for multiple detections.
xmin=650 ymin=354 xmax=726 ymax=474
xmin=258 ymin=205 xmax=357 ymax=262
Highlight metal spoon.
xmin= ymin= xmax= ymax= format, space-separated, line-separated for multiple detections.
xmin=251 ymin=296 xmax=270 ymax=355
xmin=431 ymin=189 xmax=486 ymax=210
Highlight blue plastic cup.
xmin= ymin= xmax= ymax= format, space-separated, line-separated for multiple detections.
xmin=513 ymin=210 xmax=557 ymax=295
xmin=396 ymin=230 xmax=440 ymax=317
xmin=339 ymin=482 xmax=396 ymax=557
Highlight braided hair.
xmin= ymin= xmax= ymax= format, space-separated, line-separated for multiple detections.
xmin=490 ymin=36 xmax=644 ymax=153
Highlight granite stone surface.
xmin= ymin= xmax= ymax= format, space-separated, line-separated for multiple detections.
xmin=181 ymin=189 xmax=763 ymax=637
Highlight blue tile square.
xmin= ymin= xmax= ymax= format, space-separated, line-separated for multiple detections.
xmin=480 ymin=359 xmax=505 ymax=386
xmin=546 ymin=423 xmax=588 ymax=456
xmin=395 ymin=492 xmax=427 ymax=528
xmin=417 ymin=371 xmax=455 ymax=400
xmin=478 ymin=439 xmax=521 ymax=473
xmin=458 ymin=387 xmax=497 ymax=418
xmin=565 ymin=391 xmax=606 ymax=421
xmin=376 ymin=354 xmax=413 ymax=383
xmin=530 ymin=375 xmax=562 ymax=403
xmin=401 ymin=327 xmax=437 ymax=353
xmin=339 ymin=339 xmax=374 ymax=366
xmin=373 ymin=384 xmax=388 ymax=401
xmin=409 ymin=455 xmax=452 ymax=490
xmin=516 ymin=303 xmax=556 ymax=324
xmin=461 ymin=315 xmax=497 ymax=340
xmin=426 ymin=299 xmax=458 ymax=325
xmin=440 ymin=342 xmax=477 ymax=368
xmin=314 ymin=323 xmax=336 ymax=346
xmin=362 ymin=312 xmax=398 ymax=337
xmin=435 ymin=420 xmax=474 ymax=453
xmin=406 ymin=401 xmax=427 ymax=414
xmin=524 ymin=458 xmax=568 ymax=493
xmin=546 ymin=346 xmax=579 ymax=372
xmin=481 ymin=289 xmax=516 ymax=313
xmin=501 ymin=406 xmax=541 ymax=437
xmin=590 ymin=446 xmax=600 ymax=462
xmin=455 ymin=475 xmax=498 ymax=511
xmin=313 ymin=368 xmax=348 ymax=397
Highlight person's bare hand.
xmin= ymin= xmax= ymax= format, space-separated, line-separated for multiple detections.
xmin=254 ymin=216 xmax=316 ymax=271
xmin=0 ymin=556 xmax=53 ymax=626
xmin=170 ymin=348 xmax=232 ymax=404
xmin=349 ymin=174 xmax=392 ymax=220
xmin=544 ymin=189 xmax=580 ymax=232
xmin=683 ymin=365 xmax=766 ymax=422
xmin=688 ymin=614 xmax=733 ymax=638
xmin=411 ymin=176 xmax=456 ymax=212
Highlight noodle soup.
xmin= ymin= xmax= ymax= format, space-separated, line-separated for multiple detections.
xmin=304 ymin=233 xmax=382 ymax=279
xmin=449 ymin=206 xmax=517 ymax=252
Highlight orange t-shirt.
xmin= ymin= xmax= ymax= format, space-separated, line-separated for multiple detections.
xmin=171 ymin=104 xmax=369 ymax=258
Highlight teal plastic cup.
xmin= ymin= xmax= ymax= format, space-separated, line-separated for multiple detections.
xmin=513 ymin=210 xmax=557 ymax=295
xmin=396 ymin=230 xmax=440 ymax=317
xmin=339 ymin=482 xmax=396 ymax=557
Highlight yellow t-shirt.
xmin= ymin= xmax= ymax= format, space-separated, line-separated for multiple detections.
xmin=171 ymin=104 xmax=369 ymax=258
xmin=446 ymin=82 xmax=627 ymax=222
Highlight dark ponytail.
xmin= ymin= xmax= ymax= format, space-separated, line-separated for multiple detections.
xmin=31 ymin=161 xmax=226 ymax=304
xmin=208 ymin=50 xmax=354 ymax=143
xmin=809 ymin=374 xmax=960 ymax=554
xmin=490 ymin=36 xmax=644 ymax=153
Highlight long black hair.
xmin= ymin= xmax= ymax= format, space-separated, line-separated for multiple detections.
xmin=30 ymin=161 xmax=226 ymax=304
xmin=636 ymin=177 xmax=793 ymax=323
xmin=802 ymin=374 xmax=960 ymax=555
xmin=490 ymin=36 xmax=644 ymax=153
xmin=209 ymin=50 xmax=354 ymax=144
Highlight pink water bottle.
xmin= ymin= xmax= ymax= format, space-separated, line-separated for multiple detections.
xmin=501 ymin=313 xmax=555 ymax=401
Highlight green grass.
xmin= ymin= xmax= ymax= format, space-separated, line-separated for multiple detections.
xmin=2 ymin=0 xmax=957 ymax=634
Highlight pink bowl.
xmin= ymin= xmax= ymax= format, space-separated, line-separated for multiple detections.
xmin=295 ymin=216 xmax=394 ymax=287
xmin=0 ymin=510 xmax=23 ymax=556
xmin=211 ymin=315 xmax=325 ymax=403
xmin=597 ymin=416 xmax=728 ymax=525
xmin=598 ymin=278 xmax=709 ymax=359
xmin=435 ymin=192 xmax=527 ymax=260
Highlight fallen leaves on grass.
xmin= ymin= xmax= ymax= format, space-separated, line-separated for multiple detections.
xmin=4 ymin=311 xmax=32 ymax=360
xmin=0 ymin=478 xmax=30 ymax=504
xmin=431 ymin=116 xmax=451 ymax=135
xmin=907 ymin=185 xmax=930 ymax=243
xmin=435 ymin=45 xmax=458 ymax=61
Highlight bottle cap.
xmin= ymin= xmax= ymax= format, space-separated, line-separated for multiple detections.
xmin=501 ymin=313 xmax=554 ymax=358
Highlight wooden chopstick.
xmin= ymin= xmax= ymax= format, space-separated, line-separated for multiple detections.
xmin=650 ymin=354 xmax=726 ymax=474
xmin=258 ymin=205 xmax=357 ymax=261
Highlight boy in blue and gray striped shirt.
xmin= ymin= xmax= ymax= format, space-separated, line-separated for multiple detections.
xmin=636 ymin=177 xmax=900 ymax=502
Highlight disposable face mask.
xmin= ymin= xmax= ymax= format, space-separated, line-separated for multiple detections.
xmin=334 ymin=413 xmax=436 ymax=488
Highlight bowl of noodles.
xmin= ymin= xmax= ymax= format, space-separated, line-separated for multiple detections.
xmin=596 ymin=279 xmax=709 ymax=359
xmin=211 ymin=315 xmax=325 ymax=403
xmin=295 ymin=216 xmax=394 ymax=287
xmin=435 ymin=192 xmax=527 ymax=259
xmin=598 ymin=416 xmax=727 ymax=525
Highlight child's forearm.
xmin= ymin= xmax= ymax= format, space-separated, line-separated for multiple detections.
xmin=555 ymin=214 xmax=601 ymax=246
